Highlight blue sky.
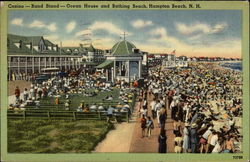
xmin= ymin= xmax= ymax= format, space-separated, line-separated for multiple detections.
xmin=8 ymin=10 xmax=241 ymax=58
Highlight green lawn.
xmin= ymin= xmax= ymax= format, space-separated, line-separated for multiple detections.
xmin=8 ymin=119 xmax=113 ymax=153
xmin=37 ymin=88 xmax=122 ymax=110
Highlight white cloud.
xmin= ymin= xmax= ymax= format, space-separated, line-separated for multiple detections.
xmin=28 ymin=20 xmax=57 ymax=32
xmin=47 ymin=23 xmax=57 ymax=32
xmin=75 ymin=21 xmax=131 ymax=37
xmin=131 ymin=19 xmax=153 ymax=29
xmin=176 ymin=22 xmax=210 ymax=35
xmin=66 ymin=21 xmax=76 ymax=33
xmin=92 ymin=37 xmax=117 ymax=49
xmin=148 ymin=27 xmax=185 ymax=49
xmin=211 ymin=23 xmax=228 ymax=33
xmin=145 ymin=26 xmax=240 ymax=58
xmin=175 ymin=22 xmax=228 ymax=36
xmin=44 ymin=35 xmax=59 ymax=42
xmin=61 ymin=39 xmax=82 ymax=47
xmin=136 ymin=37 xmax=240 ymax=58
xmin=11 ymin=18 xmax=23 ymax=26
xmin=149 ymin=27 xmax=167 ymax=38
xmin=29 ymin=20 xmax=45 ymax=28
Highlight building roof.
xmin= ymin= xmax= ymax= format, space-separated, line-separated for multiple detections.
xmin=96 ymin=60 xmax=114 ymax=69
xmin=44 ymin=40 xmax=54 ymax=46
xmin=110 ymin=40 xmax=141 ymax=56
xmin=7 ymin=34 xmax=101 ymax=57
xmin=7 ymin=34 xmax=72 ymax=56
xmin=87 ymin=44 xmax=95 ymax=52
xmin=8 ymin=34 xmax=43 ymax=45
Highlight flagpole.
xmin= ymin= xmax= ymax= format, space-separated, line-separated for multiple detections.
xmin=32 ymin=37 xmax=33 ymax=54
xmin=60 ymin=42 xmax=62 ymax=55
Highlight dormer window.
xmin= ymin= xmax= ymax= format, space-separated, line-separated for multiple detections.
xmin=18 ymin=40 xmax=22 ymax=48
xmin=132 ymin=48 xmax=140 ymax=53
xmin=56 ymin=45 xmax=59 ymax=52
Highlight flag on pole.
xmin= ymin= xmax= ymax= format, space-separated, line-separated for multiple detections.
xmin=171 ymin=50 xmax=176 ymax=54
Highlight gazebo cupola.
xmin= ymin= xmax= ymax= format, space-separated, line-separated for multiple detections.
xmin=97 ymin=38 xmax=143 ymax=82
xmin=107 ymin=39 xmax=143 ymax=82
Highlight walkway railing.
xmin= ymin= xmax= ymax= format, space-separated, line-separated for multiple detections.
xmin=7 ymin=110 xmax=130 ymax=122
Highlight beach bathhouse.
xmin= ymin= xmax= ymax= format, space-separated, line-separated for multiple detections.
xmin=163 ymin=54 xmax=188 ymax=68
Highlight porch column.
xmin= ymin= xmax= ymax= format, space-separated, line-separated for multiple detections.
xmin=60 ymin=57 xmax=62 ymax=70
xmin=17 ymin=57 xmax=20 ymax=74
xmin=65 ymin=57 xmax=67 ymax=70
xmin=111 ymin=67 xmax=114 ymax=82
xmin=32 ymin=57 xmax=34 ymax=73
xmin=127 ymin=61 xmax=130 ymax=83
xmin=113 ymin=60 xmax=116 ymax=82
xmin=39 ymin=57 xmax=41 ymax=73
xmin=45 ymin=57 xmax=47 ymax=68
xmin=25 ymin=57 xmax=27 ymax=74
xmin=49 ymin=57 xmax=52 ymax=68
xmin=106 ymin=69 xmax=108 ymax=82
xmin=139 ymin=60 xmax=142 ymax=79
xmin=69 ymin=58 xmax=71 ymax=69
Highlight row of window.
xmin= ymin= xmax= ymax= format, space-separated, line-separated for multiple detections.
xmin=8 ymin=57 xmax=79 ymax=62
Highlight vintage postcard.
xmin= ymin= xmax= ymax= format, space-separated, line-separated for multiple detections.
xmin=0 ymin=1 xmax=249 ymax=162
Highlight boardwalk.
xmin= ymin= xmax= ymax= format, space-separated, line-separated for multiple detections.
xmin=93 ymin=94 xmax=176 ymax=153
xmin=129 ymin=94 xmax=175 ymax=153
xmin=93 ymin=122 xmax=136 ymax=152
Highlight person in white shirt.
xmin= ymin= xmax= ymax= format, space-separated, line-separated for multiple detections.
xmin=23 ymin=88 xmax=29 ymax=101
xmin=212 ymin=139 xmax=223 ymax=153
xmin=208 ymin=132 xmax=218 ymax=153
xmin=155 ymin=100 xmax=162 ymax=125
xmin=160 ymin=97 xmax=165 ymax=109
xmin=200 ymin=127 xmax=213 ymax=153
xmin=150 ymin=98 xmax=157 ymax=119
xmin=29 ymin=88 xmax=35 ymax=99
xmin=170 ymin=99 xmax=178 ymax=120
xmin=140 ymin=107 xmax=148 ymax=117
xmin=183 ymin=102 xmax=189 ymax=122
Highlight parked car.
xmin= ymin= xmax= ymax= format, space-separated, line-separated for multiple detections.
xmin=35 ymin=74 xmax=50 ymax=84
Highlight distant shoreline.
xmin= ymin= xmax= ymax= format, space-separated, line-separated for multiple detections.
xmin=218 ymin=60 xmax=242 ymax=63
xmin=218 ymin=61 xmax=242 ymax=72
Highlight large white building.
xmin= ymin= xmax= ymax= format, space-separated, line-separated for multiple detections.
xmin=7 ymin=34 xmax=82 ymax=80
xmin=163 ymin=54 xmax=188 ymax=68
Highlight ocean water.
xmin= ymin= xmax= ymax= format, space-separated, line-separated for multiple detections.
xmin=221 ymin=62 xmax=242 ymax=71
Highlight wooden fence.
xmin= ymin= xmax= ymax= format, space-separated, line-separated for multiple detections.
xmin=7 ymin=110 xmax=130 ymax=122
xmin=8 ymin=91 xmax=137 ymax=123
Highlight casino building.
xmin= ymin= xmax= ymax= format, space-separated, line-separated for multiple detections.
xmin=7 ymin=34 xmax=106 ymax=80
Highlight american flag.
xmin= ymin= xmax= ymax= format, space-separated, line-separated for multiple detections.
xmin=171 ymin=50 xmax=176 ymax=54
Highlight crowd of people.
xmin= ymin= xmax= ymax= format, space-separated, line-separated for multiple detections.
xmin=9 ymin=71 xmax=136 ymax=118
xmin=138 ymin=62 xmax=242 ymax=153
xmin=8 ymin=72 xmax=39 ymax=82
xmin=9 ymin=61 xmax=243 ymax=154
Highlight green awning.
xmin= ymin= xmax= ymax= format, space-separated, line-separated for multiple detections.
xmin=82 ymin=62 xmax=98 ymax=66
xmin=96 ymin=60 xmax=114 ymax=69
